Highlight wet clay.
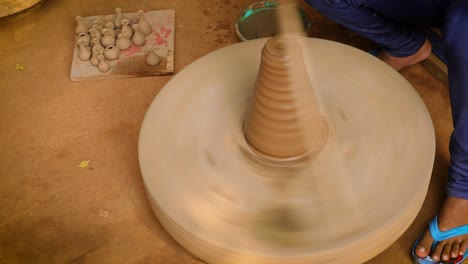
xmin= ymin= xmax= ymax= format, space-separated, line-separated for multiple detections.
xmin=244 ymin=4 xmax=327 ymax=160
xmin=243 ymin=37 xmax=328 ymax=160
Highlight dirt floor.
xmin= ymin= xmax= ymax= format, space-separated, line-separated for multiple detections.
xmin=0 ymin=0 xmax=452 ymax=263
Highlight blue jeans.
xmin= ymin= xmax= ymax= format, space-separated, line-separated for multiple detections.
xmin=305 ymin=0 xmax=468 ymax=199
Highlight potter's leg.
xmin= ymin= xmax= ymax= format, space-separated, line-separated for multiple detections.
xmin=304 ymin=0 xmax=436 ymax=69
xmin=415 ymin=0 xmax=468 ymax=261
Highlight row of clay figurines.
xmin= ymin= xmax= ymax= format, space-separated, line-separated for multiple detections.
xmin=75 ymin=8 xmax=161 ymax=73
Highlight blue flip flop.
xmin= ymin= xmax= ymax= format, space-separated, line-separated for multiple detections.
xmin=412 ymin=215 xmax=468 ymax=264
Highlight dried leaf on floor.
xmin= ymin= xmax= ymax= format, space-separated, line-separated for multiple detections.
xmin=78 ymin=160 xmax=91 ymax=168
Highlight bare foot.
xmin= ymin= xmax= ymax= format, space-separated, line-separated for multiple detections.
xmin=415 ymin=197 xmax=468 ymax=262
xmin=377 ymin=39 xmax=432 ymax=71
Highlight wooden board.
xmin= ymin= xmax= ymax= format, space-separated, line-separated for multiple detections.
xmin=420 ymin=53 xmax=448 ymax=87
xmin=70 ymin=9 xmax=175 ymax=82
xmin=420 ymin=29 xmax=448 ymax=87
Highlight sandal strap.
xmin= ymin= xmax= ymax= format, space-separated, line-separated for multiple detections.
xmin=429 ymin=215 xmax=468 ymax=242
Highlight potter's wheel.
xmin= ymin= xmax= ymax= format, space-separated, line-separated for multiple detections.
xmin=139 ymin=36 xmax=435 ymax=263
xmin=0 ymin=0 xmax=43 ymax=19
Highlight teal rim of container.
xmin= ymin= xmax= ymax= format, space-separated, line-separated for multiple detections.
xmin=235 ymin=1 xmax=312 ymax=41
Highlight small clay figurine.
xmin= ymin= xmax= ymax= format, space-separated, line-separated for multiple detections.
xmin=90 ymin=47 xmax=100 ymax=66
xmin=97 ymin=55 xmax=110 ymax=72
xmin=116 ymin=34 xmax=131 ymax=51
xmin=89 ymin=28 xmax=101 ymax=40
xmin=121 ymin=18 xmax=133 ymax=39
xmin=104 ymin=21 xmax=116 ymax=37
xmin=92 ymin=18 xmax=104 ymax=31
xmin=101 ymin=28 xmax=115 ymax=47
xmin=75 ymin=16 xmax=89 ymax=34
xmin=92 ymin=38 xmax=104 ymax=53
xmin=132 ymin=24 xmax=146 ymax=46
xmin=77 ymin=40 xmax=91 ymax=61
xmin=114 ymin=8 xmax=123 ymax=29
xmin=137 ymin=10 xmax=152 ymax=36
xmin=104 ymin=15 xmax=115 ymax=28
xmin=146 ymin=48 xmax=160 ymax=66
xmin=76 ymin=32 xmax=90 ymax=46
xmin=103 ymin=45 xmax=121 ymax=60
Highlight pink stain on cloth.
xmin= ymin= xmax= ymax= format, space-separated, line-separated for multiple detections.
xmin=121 ymin=45 xmax=143 ymax=58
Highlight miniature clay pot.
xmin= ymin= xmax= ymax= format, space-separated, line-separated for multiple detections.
xmin=92 ymin=18 xmax=104 ymax=31
xmin=132 ymin=24 xmax=146 ymax=46
xmin=90 ymin=47 xmax=99 ymax=66
xmin=105 ymin=21 xmax=116 ymax=36
xmin=97 ymin=55 xmax=110 ymax=73
xmin=104 ymin=15 xmax=115 ymax=28
xmin=75 ymin=16 xmax=88 ymax=35
xmin=78 ymin=41 xmax=91 ymax=61
xmin=114 ymin=8 xmax=123 ymax=29
xmin=76 ymin=32 xmax=90 ymax=46
xmin=103 ymin=45 xmax=120 ymax=60
xmin=137 ymin=10 xmax=152 ymax=36
xmin=89 ymin=27 xmax=101 ymax=40
xmin=146 ymin=49 xmax=160 ymax=66
xmin=116 ymin=34 xmax=131 ymax=51
xmin=92 ymin=38 xmax=103 ymax=51
xmin=121 ymin=18 xmax=133 ymax=39
xmin=101 ymin=28 xmax=115 ymax=47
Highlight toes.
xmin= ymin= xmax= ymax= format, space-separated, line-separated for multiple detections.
xmin=460 ymin=241 xmax=468 ymax=256
xmin=441 ymin=242 xmax=453 ymax=261
xmin=432 ymin=241 xmax=445 ymax=261
xmin=451 ymin=242 xmax=460 ymax=258
xmin=415 ymin=230 xmax=433 ymax=258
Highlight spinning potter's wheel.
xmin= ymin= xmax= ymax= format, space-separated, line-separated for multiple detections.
xmin=138 ymin=6 xmax=435 ymax=264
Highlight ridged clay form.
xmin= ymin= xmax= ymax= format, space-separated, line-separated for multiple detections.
xmin=137 ymin=10 xmax=152 ymax=36
xmin=243 ymin=38 xmax=328 ymax=160
xmin=243 ymin=3 xmax=327 ymax=161
xmin=132 ymin=24 xmax=146 ymax=46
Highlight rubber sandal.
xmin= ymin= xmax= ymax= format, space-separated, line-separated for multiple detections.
xmin=412 ymin=215 xmax=468 ymax=264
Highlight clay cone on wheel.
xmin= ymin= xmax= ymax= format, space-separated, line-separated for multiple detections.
xmin=243 ymin=5 xmax=327 ymax=160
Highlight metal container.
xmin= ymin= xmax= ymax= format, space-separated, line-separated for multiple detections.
xmin=235 ymin=1 xmax=311 ymax=41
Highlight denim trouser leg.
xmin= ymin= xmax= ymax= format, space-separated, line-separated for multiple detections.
xmin=304 ymin=0 xmax=427 ymax=56
xmin=305 ymin=0 xmax=468 ymax=199
xmin=444 ymin=0 xmax=468 ymax=199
